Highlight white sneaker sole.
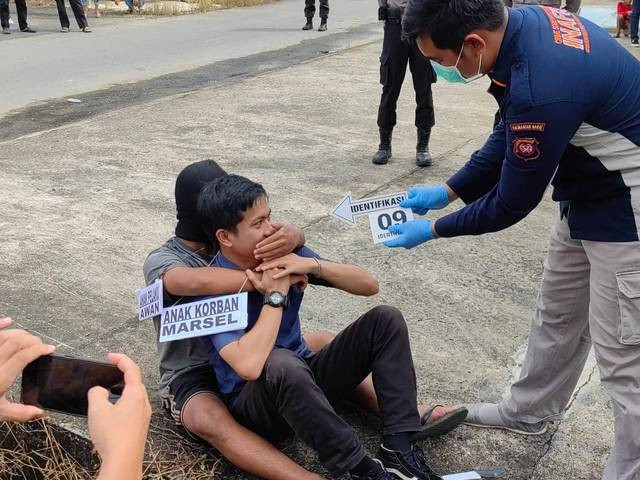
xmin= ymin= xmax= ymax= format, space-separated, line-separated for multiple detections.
xmin=462 ymin=420 xmax=549 ymax=436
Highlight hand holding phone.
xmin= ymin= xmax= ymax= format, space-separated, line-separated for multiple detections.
xmin=0 ymin=317 xmax=55 ymax=422
xmin=89 ymin=353 xmax=151 ymax=480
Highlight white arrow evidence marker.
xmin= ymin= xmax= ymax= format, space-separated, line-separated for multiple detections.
xmin=331 ymin=192 xmax=414 ymax=244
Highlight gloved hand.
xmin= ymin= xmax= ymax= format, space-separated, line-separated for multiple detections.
xmin=401 ymin=184 xmax=449 ymax=215
xmin=378 ymin=6 xmax=387 ymax=20
xmin=383 ymin=219 xmax=436 ymax=249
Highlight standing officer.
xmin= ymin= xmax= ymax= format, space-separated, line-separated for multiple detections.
xmin=302 ymin=0 xmax=328 ymax=32
xmin=387 ymin=1 xmax=640 ymax=479
xmin=372 ymin=0 xmax=437 ymax=167
xmin=0 ymin=0 xmax=36 ymax=34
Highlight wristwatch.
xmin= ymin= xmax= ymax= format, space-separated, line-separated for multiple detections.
xmin=263 ymin=291 xmax=289 ymax=310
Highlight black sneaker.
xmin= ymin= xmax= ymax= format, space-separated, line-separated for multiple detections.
xmin=350 ymin=463 xmax=396 ymax=480
xmin=376 ymin=444 xmax=442 ymax=480
xmin=632 ymin=38 xmax=639 ymax=47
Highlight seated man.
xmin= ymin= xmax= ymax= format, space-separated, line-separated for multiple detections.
xmin=197 ymin=173 xmax=443 ymax=480
xmin=144 ymin=160 xmax=327 ymax=480
xmin=144 ymin=160 xmax=464 ymax=480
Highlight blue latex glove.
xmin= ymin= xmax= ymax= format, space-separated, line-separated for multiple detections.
xmin=401 ymin=184 xmax=449 ymax=215
xmin=384 ymin=219 xmax=436 ymax=249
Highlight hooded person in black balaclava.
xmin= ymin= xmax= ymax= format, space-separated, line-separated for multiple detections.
xmin=174 ymin=159 xmax=228 ymax=245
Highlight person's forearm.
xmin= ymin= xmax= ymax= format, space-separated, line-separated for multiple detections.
xmin=446 ymin=122 xmax=506 ymax=205
xmin=444 ymin=183 xmax=459 ymax=203
xmin=221 ymin=306 xmax=282 ymax=380
xmin=164 ymin=267 xmax=254 ymax=296
xmin=97 ymin=455 xmax=142 ymax=480
xmin=315 ymin=260 xmax=379 ymax=296
xmin=294 ymin=226 xmax=306 ymax=248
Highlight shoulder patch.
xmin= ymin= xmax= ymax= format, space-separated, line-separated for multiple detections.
xmin=510 ymin=122 xmax=546 ymax=133
xmin=512 ymin=137 xmax=541 ymax=161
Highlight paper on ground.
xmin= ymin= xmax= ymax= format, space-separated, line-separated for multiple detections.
xmin=442 ymin=472 xmax=482 ymax=480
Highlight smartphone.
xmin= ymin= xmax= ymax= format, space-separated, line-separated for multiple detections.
xmin=21 ymin=354 xmax=124 ymax=417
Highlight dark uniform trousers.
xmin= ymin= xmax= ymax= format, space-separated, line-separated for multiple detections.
xmin=304 ymin=0 xmax=328 ymax=19
xmin=0 ymin=0 xmax=27 ymax=30
xmin=229 ymin=306 xmax=420 ymax=478
xmin=377 ymin=12 xmax=436 ymax=131
xmin=55 ymin=0 xmax=88 ymax=29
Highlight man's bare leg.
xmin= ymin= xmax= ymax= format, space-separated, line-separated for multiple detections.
xmin=304 ymin=330 xmax=456 ymax=421
xmin=182 ymin=392 xmax=324 ymax=480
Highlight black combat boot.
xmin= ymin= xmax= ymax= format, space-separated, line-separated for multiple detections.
xmin=318 ymin=17 xmax=327 ymax=31
xmin=416 ymin=128 xmax=433 ymax=167
xmin=372 ymin=128 xmax=392 ymax=165
xmin=302 ymin=17 xmax=313 ymax=30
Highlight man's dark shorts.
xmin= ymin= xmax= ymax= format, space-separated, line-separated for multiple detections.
xmin=162 ymin=365 xmax=221 ymax=443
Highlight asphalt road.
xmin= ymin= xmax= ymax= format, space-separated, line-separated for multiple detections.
xmin=0 ymin=0 xmax=376 ymax=116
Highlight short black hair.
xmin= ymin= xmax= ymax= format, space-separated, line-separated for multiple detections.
xmin=197 ymin=174 xmax=267 ymax=247
xmin=402 ymin=0 xmax=505 ymax=51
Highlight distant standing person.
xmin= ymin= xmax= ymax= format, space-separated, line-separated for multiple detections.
xmin=631 ymin=0 xmax=640 ymax=45
xmin=614 ymin=0 xmax=632 ymax=37
xmin=372 ymin=0 xmax=437 ymax=167
xmin=302 ymin=0 xmax=328 ymax=31
xmin=56 ymin=0 xmax=91 ymax=32
xmin=0 ymin=0 xmax=36 ymax=34
xmin=82 ymin=0 xmax=101 ymax=18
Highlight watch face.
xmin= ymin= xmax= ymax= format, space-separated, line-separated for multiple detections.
xmin=269 ymin=292 xmax=284 ymax=304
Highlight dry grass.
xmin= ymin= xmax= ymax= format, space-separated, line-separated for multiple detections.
xmin=141 ymin=0 xmax=276 ymax=15
xmin=0 ymin=420 xmax=94 ymax=480
xmin=143 ymin=419 xmax=223 ymax=479
xmin=28 ymin=0 xmax=54 ymax=7
xmin=26 ymin=0 xmax=276 ymax=14
xmin=0 ymin=417 xmax=222 ymax=479
xmin=215 ymin=0 xmax=275 ymax=7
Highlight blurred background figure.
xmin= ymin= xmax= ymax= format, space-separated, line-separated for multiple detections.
xmin=614 ymin=0 xmax=632 ymax=37
xmin=55 ymin=0 xmax=91 ymax=32
xmin=372 ymin=0 xmax=436 ymax=167
xmin=302 ymin=0 xmax=328 ymax=31
xmin=0 ymin=0 xmax=35 ymax=34
xmin=82 ymin=0 xmax=101 ymax=18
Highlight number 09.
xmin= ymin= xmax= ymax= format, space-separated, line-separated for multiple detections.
xmin=378 ymin=210 xmax=407 ymax=230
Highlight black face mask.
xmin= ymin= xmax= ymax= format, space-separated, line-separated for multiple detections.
xmin=174 ymin=160 xmax=227 ymax=243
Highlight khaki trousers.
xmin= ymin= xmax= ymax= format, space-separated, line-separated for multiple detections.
xmin=499 ymin=215 xmax=640 ymax=479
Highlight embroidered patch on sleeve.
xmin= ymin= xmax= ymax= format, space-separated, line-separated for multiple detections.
xmin=513 ymin=138 xmax=541 ymax=161
xmin=510 ymin=122 xmax=546 ymax=133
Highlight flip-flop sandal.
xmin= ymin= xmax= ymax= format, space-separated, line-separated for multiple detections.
xmin=410 ymin=405 xmax=468 ymax=442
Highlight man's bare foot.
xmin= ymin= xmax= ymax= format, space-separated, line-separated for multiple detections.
xmin=418 ymin=404 xmax=459 ymax=423
xmin=411 ymin=404 xmax=468 ymax=441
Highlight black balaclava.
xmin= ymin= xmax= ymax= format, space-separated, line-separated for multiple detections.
xmin=175 ymin=160 xmax=227 ymax=242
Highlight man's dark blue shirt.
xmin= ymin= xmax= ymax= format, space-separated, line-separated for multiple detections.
xmin=437 ymin=6 xmax=640 ymax=242
xmin=207 ymin=246 xmax=330 ymax=399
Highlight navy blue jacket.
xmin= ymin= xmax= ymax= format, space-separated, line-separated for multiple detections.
xmin=436 ymin=7 xmax=640 ymax=242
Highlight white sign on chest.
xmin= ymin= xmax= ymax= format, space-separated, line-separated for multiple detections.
xmin=159 ymin=293 xmax=248 ymax=343
xmin=135 ymin=278 xmax=163 ymax=321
